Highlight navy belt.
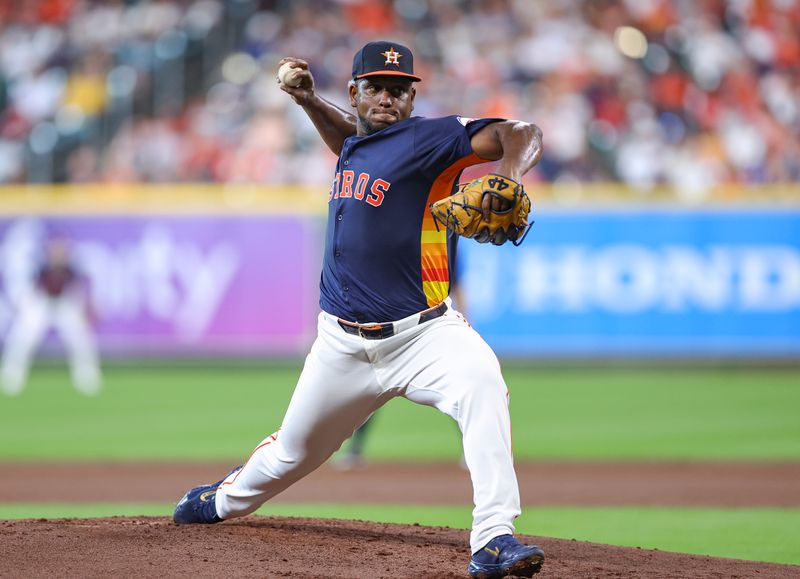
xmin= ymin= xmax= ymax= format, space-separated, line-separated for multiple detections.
xmin=337 ymin=302 xmax=448 ymax=340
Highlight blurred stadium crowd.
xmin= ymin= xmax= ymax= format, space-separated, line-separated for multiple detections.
xmin=0 ymin=0 xmax=798 ymax=196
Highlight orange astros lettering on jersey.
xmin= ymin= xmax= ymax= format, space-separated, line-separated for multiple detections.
xmin=340 ymin=170 xmax=355 ymax=198
xmin=367 ymin=178 xmax=389 ymax=207
xmin=330 ymin=173 xmax=340 ymax=200
xmin=354 ymin=172 xmax=370 ymax=200
xmin=329 ymin=172 xmax=388 ymax=207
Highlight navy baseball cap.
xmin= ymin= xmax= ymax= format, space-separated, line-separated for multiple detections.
xmin=352 ymin=40 xmax=422 ymax=82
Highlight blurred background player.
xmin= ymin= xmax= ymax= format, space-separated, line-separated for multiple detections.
xmin=1 ymin=234 xmax=102 ymax=396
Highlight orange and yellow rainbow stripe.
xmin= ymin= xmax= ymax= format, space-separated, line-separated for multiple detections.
xmin=420 ymin=153 xmax=483 ymax=306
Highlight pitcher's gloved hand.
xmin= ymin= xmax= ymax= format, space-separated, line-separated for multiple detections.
xmin=430 ymin=173 xmax=532 ymax=246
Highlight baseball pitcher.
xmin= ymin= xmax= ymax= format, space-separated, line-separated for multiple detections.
xmin=173 ymin=41 xmax=544 ymax=579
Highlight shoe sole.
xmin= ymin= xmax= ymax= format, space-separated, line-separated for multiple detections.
xmin=510 ymin=552 xmax=544 ymax=577
xmin=470 ymin=553 xmax=544 ymax=579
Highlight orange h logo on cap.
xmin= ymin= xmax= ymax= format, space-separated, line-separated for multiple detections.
xmin=382 ymin=47 xmax=402 ymax=65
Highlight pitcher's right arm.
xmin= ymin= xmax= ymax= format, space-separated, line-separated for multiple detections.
xmin=278 ymin=58 xmax=357 ymax=155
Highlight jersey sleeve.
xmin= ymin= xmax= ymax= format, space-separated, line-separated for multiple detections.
xmin=413 ymin=115 xmax=505 ymax=179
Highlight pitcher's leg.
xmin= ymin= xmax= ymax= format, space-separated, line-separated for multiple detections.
xmin=454 ymin=355 xmax=519 ymax=552
xmin=399 ymin=317 xmax=521 ymax=553
xmin=216 ymin=319 xmax=383 ymax=519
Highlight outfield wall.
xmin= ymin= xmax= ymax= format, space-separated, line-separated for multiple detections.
xmin=460 ymin=209 xmax=800 ymax=357
xmin=0 ymin=186 xmax=798 ymax=358
xmin=0 ymin=215 xmax=322 ymax=355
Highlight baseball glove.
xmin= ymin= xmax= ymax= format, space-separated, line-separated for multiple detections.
xmin=429 ymin=173 xmax=532 ymax=246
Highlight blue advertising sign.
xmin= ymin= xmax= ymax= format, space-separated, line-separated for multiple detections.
xmin=459 ymin=209 xmax=800 ymax=357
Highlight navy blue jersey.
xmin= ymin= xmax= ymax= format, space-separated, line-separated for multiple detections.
xmin=37 ymin=264 xmax=77 ymax=297
xmin=319 ymin=115 xmax=503 ymax=323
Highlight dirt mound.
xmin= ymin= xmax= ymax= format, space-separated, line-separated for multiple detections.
xmin=1 ymin=516 xmax=796 ymax=579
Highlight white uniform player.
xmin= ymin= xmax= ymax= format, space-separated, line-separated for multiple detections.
xmin=174 ymin=41 xmax=545 ymax=578
xmin=1 ymin=235 xmax=102 ymax=396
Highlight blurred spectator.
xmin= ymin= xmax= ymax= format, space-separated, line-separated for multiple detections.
xmin=62 ymin=51 xmax=108 ymax=119
xmin=0 ymin=0 xmax=797 ymax=197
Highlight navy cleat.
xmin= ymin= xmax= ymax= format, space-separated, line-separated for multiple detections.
xmin=173 ymin=465 xmax=242 ymax=524
xmin=468 ymin=534 xmax=545 ymax=578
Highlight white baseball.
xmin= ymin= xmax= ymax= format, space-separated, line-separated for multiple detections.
xmin=277 ymin=62 xmax=302 ymax=87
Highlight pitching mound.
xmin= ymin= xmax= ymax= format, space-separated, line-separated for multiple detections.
xmin=1 ymin=516 xmax=796 ymax=578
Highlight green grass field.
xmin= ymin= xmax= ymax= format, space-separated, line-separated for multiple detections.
xmin=1 ymin=364 xmax=798 ymax=461
xmin=1 ymin=363 xmax=799 ymax=565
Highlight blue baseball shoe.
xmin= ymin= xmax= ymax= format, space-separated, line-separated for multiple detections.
xmin=468 ymin=534 xmax=545 ymax=578
xmin=173 ymin=465 xmax=242 ymax=524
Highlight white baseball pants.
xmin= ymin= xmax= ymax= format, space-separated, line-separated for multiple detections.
xmin=215 ymin=303 xmax=521 ymax=552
